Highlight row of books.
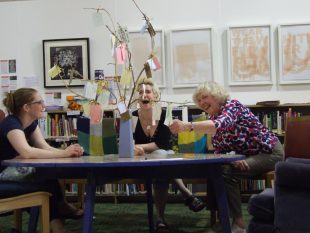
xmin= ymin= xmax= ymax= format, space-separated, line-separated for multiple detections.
xmin=38 ymin=113 xmax=78 ymax=138
xmin=239 ymin=179 xmax=266 ymax=192
xmin=254 ymin=109 xmax=302 ymax=134
xmin=64 ymin=183 xmax=195 ymax=196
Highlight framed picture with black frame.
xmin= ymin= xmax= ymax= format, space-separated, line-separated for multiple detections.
xmin=43 ymin=38 xmax=90 ymax=88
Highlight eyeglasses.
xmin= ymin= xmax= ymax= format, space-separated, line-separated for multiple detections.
xmin=28 ymin=100 xmax=45 ymax=105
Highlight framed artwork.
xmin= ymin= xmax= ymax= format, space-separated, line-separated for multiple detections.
xmin=227 ymin=25 xmax=273 ymax=86
xmin=128 ymin=30 xmax=165 ymax=88
xmin=43 ymin=38 xmax=90 ymax=88
xmin=278 ymin=23 xmax=310 ymax=84
xmin=170 ymin=27 xmax=215 ymax=88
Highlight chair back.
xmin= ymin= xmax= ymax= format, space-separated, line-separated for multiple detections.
xmin=0 ymin=109 xmax=5 ymax=122
xmin=284 ymin=115 xmax=310 ymax=159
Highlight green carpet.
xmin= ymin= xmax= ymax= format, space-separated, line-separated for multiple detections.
xmin=0 ymin=203 xmax=251 ymax=233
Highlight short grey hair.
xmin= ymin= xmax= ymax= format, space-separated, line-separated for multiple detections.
xmin=192 ymin=81 xmax=230 ymax=108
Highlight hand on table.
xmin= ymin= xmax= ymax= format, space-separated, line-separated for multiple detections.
xmin=65 ymin=144 xmax=84 ymax=157
xmin=134 ymin=145 xmax=145 ymax=156
xmin=232 ymin=160 xmax=250 ymax=171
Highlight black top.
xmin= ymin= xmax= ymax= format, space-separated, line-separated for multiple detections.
xmin=132 ymin=110 xmax=172 ymax=150
xmin=0 ymin=115 xmax=37 ymax=171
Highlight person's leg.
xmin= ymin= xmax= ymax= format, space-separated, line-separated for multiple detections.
xmin=34 ymin=180 xmax=76 ymax=233
xmin=173 ymin=179 xmax=192 ymax=197
xmin=174 ymin=179 xmax=205 ymax=212
xmin=224 ymin=140 xmax=284 ymax=230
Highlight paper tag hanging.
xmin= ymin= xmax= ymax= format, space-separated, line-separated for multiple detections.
xmin=48 ymin=65 xmax=62 ymax=79
xmin=116 ymin=43 xmax=127 ymax=64
xmin=152 ymin=102 xmax=162 ymax=125
xmin=120 ymin=68 xmax=132 ymax=85
xmin=140 ymin=21 xmax=148 ymax=34
xmin=152 ymin=56 xmax=161 ymax=70
xmin=82 ymin=102 xmax=91 ymax=117
xmin=84 ymin=81 xmax=98 ymax=100
xmin=164 ymin=103 xmax=173 ymax=126
xmin=182 ymin=106 xmax=189 ymax=122
xmin=117 ymin=102 xmax=131 ymax=121
xmin=90 ymin=103 xmax=103 ymax=124
xmin=111 ymin=34 xmax=116 ymax=57
xmin=96 ymin=90 xmax=110 ymax=107
xmin=144 ymin=62 xmax=152 ymax=78
xmin=147 ymin=58 xmax=156 ymax=70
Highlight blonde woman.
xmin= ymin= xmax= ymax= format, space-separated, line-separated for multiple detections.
xmin=133 ymin=79 xmax=205 ymax=233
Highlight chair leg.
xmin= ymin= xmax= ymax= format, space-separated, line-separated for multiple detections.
xmin=210 ymin=210 xmax=218 ymax=226
xmin=13 ymin=209 xmax=22 ymax=232
xmin=40 ymin=197 xmax=50 ymax=233
xmin=77 ymin=183 xmax=85 ymax=209
xmin=28 ymin=207 xmax=39 ymax=233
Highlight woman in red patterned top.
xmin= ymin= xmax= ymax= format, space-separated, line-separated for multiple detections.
xmin=169 ymin=81 xmax=284 ymax=233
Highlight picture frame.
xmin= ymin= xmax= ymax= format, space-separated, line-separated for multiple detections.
xmin=278 ymin=23 xmax=310 ymax=84
xmin=170 ymin=27 xmax=215 ymax=88
xmin=227 ymin=25 xmax=273 ymax=86
xmin=43 ymin=38 xmax=90 ymax=88
xmin=128 ymin=30 xmax=166 ymax=88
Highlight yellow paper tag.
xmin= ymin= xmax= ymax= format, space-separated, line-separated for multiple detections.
xmin=48 ymin=65 xmax=62 ymax=79
xmin=120 ymin=68 xmax=132 ymax=85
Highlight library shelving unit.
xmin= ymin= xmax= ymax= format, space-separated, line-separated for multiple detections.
xmin=38 ymin=109 xmax=82 ymax=148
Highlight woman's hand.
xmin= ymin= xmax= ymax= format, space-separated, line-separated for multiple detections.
xmin=134 ymin=145 xmax=145 ymax=156
xmin=232 ymin=160 xmax=250 ymax=171
xmin=65 ymin=144 xmax=84 ymax=157
xmin=169 ymin=119 xmax=189 ymax=134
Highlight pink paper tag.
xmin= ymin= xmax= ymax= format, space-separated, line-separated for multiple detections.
xmin=152 ymin=56 xmax=161 ymax=70
xmin=116 ymin=44 xmax=127 ymax=64
xmin=90 ymin=104 xmax=103 ymax=124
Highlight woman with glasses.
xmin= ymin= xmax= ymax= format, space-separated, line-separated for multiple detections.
xmin=0 ymin=88 xmax=84 ymax=233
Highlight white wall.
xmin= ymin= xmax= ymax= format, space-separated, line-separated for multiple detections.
xmin=1 ymin=0 xmax=310 ymax=108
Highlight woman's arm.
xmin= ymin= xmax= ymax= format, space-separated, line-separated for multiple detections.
xmin=136 ymin=142 xmax=159 ymax=154
xmin=169 ymin=119 xmax=217 ymax=135
xmin=7 ymin=127 xmax=83 ymax=159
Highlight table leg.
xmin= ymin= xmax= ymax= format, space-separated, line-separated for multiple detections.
xmin=146 ymin=178 xmax=154 ymax=233
xmin=82 ymin=173 xmax=96 ymax=233
xmin=212 ymin=166 xmax=232 ymax=233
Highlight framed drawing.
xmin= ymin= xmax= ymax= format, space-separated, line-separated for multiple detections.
xmin=170 ymin=27 xmax=215 ymax=88
xmin=43 ymin=38 xmax=90 ymax=88
xmin=128 ymin=30 xmax=165 ymax=88
xmin=278 ymin=23 xmax=310 ymax=84
xmin=227 ymin=25 xmax=273 ymax=86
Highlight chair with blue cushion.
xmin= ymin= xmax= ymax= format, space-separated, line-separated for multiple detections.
xmin=247 ymin=116 xmax=310 ymax=233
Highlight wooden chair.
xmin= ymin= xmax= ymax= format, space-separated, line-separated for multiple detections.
xmin=0 ymin=189 xmax=50 ymax=233
xmin=0 ymin=109 xmax=50 ymax=233
xmin=284 ymin=115 xmax=310 ymax=159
